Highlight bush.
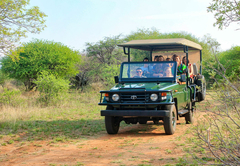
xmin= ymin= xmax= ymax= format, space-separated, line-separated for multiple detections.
xmin=0 ymin=70 xmax=8 ymax=87
xmin=1 ymin=39 xmax=81 ymax=90
xmin=219 ymin=46 xmax=240 ymax=80
xmin=34 ymin=71 xmax=70 ymax=104
xmin=193 ymin=56 xmax=240 ymax=165
xmin=0 ymin=88 xmax=21 ymax=106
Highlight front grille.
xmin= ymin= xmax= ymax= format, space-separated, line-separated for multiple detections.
xmin=120 ymin=93 xmax=149 ymax=103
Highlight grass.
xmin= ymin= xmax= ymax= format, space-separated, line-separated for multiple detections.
xmin=0 ymin=83 xmax=107 ymax=144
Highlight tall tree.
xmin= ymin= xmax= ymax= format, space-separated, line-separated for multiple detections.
xmin=207 ymin=0 xmax=240 ymax=29
xmin=0 ymin=0 xmax=47 ymax=54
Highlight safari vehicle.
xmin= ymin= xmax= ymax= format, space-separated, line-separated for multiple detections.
xmin=98 ymin=38 xmax=206 ymax=135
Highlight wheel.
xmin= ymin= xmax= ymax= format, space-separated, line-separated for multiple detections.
xmin=105 ymin=116 xmax=120 ymax=134
xmin=196 ymin=75 xmax=206 ymax=101
xmin=163 ymin=105 xmax=177 ymax=135
xmin=185 ymin=102 xmax=194 ymax=124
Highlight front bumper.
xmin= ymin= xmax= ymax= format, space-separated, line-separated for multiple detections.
xmin=101 ymin=109 xmax=170 ymax=117
xmin=98 ymin=102 xmax=174 ymax=106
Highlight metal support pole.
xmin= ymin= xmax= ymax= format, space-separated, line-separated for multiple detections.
xmin=200 ymin=50 xmax=202 ymax=75
xmin=150 ymin=49 xmax=153 ymax=61
xmin=184 ymin=46 xmax=189 ymax=87
xmin=123 ymin=47 xmax=130 ymax=62
xmin=128 ymin=47 xmax=130 ymax=62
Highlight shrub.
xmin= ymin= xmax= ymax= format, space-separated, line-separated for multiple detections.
xmin=193 ymin=55 xmax=240 ymax=165
xmin=34 ymin=71 xmax=70 ymax=104
xmin=0 ymin=88 xmax=21 ymax=106
xmin=1 ymin=39 xmax=81 ymax=90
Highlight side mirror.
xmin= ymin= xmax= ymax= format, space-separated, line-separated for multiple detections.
xmin=179 ymin=74 xmax=186 ymax=82
xmin=114 ymin=76 xmax=119 ymax=83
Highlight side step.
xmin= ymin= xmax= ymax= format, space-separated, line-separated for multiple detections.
xmin=178 ymin=109 xmax=189 ymax=116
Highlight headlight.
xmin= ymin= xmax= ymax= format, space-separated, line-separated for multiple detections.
xmin=150 ymin=93 xmax=158 ymax=101
xmin=112 ymin=94 xmax=119 ymax=101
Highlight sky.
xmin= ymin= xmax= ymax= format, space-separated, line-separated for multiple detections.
xmin=22 ymin=0 xmax=240 ymax=52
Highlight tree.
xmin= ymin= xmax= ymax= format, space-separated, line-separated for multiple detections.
xmin=83 ymin=35 xmax=126 ymax=86
xmin=1 ymin=39 xmax=81 ymax=90
xmin=124 ymin=28 xmax=209 ymax=61
xmin=85 ymin=35 xmax=126 ymax=65
xmin=0 ymin=0 xmax=47 ymax=54
xmin=207 ymin=0 xmax=240 ymax=29
xmin=219 ymin=46 xmax=240 ymax=80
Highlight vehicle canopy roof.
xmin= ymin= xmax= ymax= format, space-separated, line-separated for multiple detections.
xmin=117 ymin=38 xmax=202 ymax=51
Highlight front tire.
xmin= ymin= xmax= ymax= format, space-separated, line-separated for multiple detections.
xmin=163 ymin=105 xmax=177 ymax=135
xmin=105 ymin=116 xmax=120 ymax=134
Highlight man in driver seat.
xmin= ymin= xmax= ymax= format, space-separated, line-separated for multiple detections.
xmin=133 ymin=68 xmax=147 ymax=78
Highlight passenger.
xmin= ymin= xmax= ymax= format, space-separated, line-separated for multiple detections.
xmin=154 ymin=56 xmax=159 ymax=61
xmin=152 ymin=64 xmax=164 ymax=77
xmin=164 ymin=67 xmax=173 ymax=77
xmin=158 ymin=55 xmax=165 ymax=61
xmin=166 ymin=57 xmax=171 ymax=61
xmin=153 ymin=55 xmax=165 ymax=73
xmin=143 ymin=57 xmax=149 ymax=62
xmin=182 ymin=56 xmax=193 ymax=78
xmin=133 ymin=68 xmax=147 ymax=78
xmin=141 ymin=57 xmax=152 ymax=76
xmin=172 ymin=54 xmax=187 ymax=75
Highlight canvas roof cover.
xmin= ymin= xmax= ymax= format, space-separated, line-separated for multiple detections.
xmin=118 ymin=38 xmax=202 ymax=51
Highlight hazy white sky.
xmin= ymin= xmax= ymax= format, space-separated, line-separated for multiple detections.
xmin=22 ymin=0 xmax=240 ymax=52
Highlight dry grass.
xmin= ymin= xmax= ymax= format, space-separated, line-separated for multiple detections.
xmin=0 ymin=81 xmax=106 ymax=143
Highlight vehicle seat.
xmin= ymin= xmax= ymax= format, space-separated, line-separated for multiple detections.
xmin=192 ymin=63 xmax=198 ymax=75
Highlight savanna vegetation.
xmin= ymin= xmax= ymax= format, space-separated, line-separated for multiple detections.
xmin=0 ymin=0 xmax=239 ymax=165
xmin=0 ymin=28 xmax=239 ymax=165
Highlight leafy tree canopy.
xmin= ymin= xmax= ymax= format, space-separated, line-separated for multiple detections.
xmin=123 ymin=28 xmax=212 ymax=61
xmin=1 ymin=39 xmax=81 ymax=90
xmin=207 ymin=0 xmax=240 ymax=29
xmin=0 ymin=0 xmax=47 ymax=54
xmin=219 ymin=46 xmax=240 ymax=79
xmin=85 ymin=35 xmax=126 ymax=65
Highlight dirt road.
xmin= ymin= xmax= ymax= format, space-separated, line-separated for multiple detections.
xmin=0 ymin=113 xmax=200 ymax=166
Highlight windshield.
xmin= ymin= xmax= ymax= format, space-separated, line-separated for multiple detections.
xmin=120 ymin=61 xmax=177 ymax=82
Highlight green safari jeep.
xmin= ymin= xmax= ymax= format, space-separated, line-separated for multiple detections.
xmin=98 ymin=38 xmax=206 ymax=135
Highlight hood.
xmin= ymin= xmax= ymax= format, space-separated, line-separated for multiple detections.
xmin=111 ymin=82 xmax=176 ymax=91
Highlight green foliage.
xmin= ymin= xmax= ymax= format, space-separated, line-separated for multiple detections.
xmin=89 ymin=64 xmax=120 ymax=86
xmin=124 ymin=28 xmax=208 ymax=62
xmin=0 ymin=0 xmax=47 ymax=53
xmin=85 ymin=35 xmax=126 ymax=65
xmin=0 ymin=88 xmax=21 ymax=105
xmin=0 ymin=70 xmax=9 ymax=87
xmin=84 ymin=35 xmax=125 ymax=86
xmin=1 ymin=39 xmax=81 ymax=90
xmin=203 ymin=45 xmax=240 ymax=85
xmin=219 ymin=46 xmax=240 ymax=80
xmin=34 ymin=71 xmax=70 ymax=104
xmin=207 ymin=0 xmax=240 ymax=29
xmin=201 ymin=34 xmax=221 ymax=84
